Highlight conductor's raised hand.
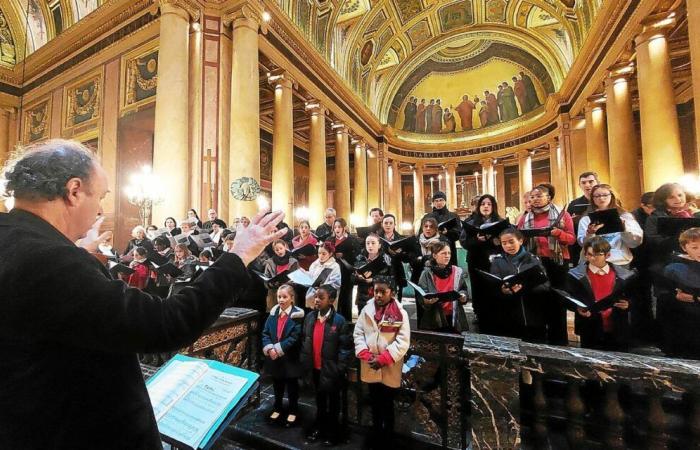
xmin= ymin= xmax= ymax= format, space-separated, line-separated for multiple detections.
xmin=77 ymin=215 xmax=112 ymax=253
xmin=229 ymin=209 xmax=288 ymax=266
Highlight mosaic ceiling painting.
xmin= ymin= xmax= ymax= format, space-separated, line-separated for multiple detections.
xmin=277 ymin=0 xmax=602 ymax=139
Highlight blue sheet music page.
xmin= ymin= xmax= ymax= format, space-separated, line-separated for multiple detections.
xmin=146 ymin=354 xmax=259 ymax=449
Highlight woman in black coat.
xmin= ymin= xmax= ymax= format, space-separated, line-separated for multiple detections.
xmin=460 ymin=194 xmax=503 ymax=334
xmin=329 ymin=218 xmax=361 ymax=320
xmin=352 ymin=234 xmax=394 ymax=313
xmin=489 ymin=228 xmax=550 ymax=342
xmin=378 ymin=214 xmax=411 ymax=302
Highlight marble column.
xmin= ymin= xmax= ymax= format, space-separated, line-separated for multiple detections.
xmin=333 ymin=123 xmax=351 ymax=220
xmin=270 ymin=73 xmax=295 ymax=223
xmin=584 ymin=97 xmax=610 ymax=182
xmin=306 ymin=101 xmax=326 ymax=228
xmin=152 ymin=0 xmax=193 ymax=222
xmin=7 ymin=109 xmax=17 ymax=153
xmin=0 ymin=108 xmax=9 ymax=166
xmin=413 ymin=163 xmax=425 ymax=221
xmin=689 ymin=4 xmax=700 ymax=166
xmin=446 ymin=163 xmax=457 ymax=209
xmin=367 ymin=147 xmax=380 ymax=210
xmin=390 ymin=159 xmax=403 ymax=224
xmin=517 ymin=150 xmax=533 ymax=210
xmin=635 ymin=16 xmax=684 ymax=191
xmin=226 ymin=2 xmax=264 ymax=222
xmin=495 ymin=163 xmax=506 ymax=207
xmin=548 ymin=139 xmax=564 ymax=199
xmin=480 ymin=170 xmax=486 ymax=196
xmin=353 ymin=142 xmax=368 ymax=224
xmin=480 ymin=158 xmax=495 ymax=195
xmin=605 ymin=66 xmax=641 ymax=211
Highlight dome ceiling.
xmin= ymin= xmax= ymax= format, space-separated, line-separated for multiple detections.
xmin=276 ymin=0 xmax=602 ymax=141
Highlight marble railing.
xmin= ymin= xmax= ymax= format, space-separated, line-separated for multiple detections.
xmin=465 ymin=334 xmax=700 ymax=450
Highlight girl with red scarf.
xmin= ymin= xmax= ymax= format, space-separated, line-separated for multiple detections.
xmin=291 ymin=220 xmax=318 ymax=270
xmin=126 ymin=246 xmax=150 ymax=289
xmin=353 ymin=276 xmax=410 ymax=447
xmin=416 ymin=240 xmax=470 ymax=333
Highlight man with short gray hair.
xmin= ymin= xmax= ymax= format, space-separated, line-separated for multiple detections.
xmin=202 ymin=208 xmax=226 ymax=231
xmin=315 ymin=207 xmax=336 ymax=238
xmin=0 ymin=139 xmax=287 ymax=449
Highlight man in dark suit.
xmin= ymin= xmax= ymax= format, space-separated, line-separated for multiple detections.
xmin=0 ymin=139 xmax=287 ymax=450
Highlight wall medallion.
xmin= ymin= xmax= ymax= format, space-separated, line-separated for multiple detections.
xmin=230 ymin=177 xmax=261 ymax=201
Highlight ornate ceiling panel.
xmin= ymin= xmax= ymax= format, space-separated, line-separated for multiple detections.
xmin=275 ymin=0 xmax=602 ymax=143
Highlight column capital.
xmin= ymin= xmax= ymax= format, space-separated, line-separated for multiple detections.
xmin=223 ymin=0 xmax=268 ymax=34
xmin=636 ymin=11 xmax=676 ymax=44
xmin=446 ymin=162 xmax=457 ymax=170
xmin=332 ymin=121 xmax=348 ymax=134
xmin=267 ymin=71 xmax=295 ymax=90
xmin=585 ymin=93 xmax=606 ymax=110
xmin=516 ymin=149 xmax=532 ymax=159
xmin=414 ymin=162 xmax=425 ymax=170
xmin=158 ymin=0 xmax=201 ymax=21
xmin=304 ymin=99 xmax=326 ymax=116
xmin=478 ymin=157 xmax=494 ymax=168
xmin=606 ymin=62 xmax=635 ymax=83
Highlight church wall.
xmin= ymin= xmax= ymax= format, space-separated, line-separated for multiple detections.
xmin=678 ymin=101 xmax=698 ymax=174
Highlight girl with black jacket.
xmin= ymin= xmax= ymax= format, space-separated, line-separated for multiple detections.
xmin=352 ymin=234 xmax=394 ymax=313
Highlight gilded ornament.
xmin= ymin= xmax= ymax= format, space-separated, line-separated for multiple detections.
xmin=230 ymin=177 xmax=261 ymax=201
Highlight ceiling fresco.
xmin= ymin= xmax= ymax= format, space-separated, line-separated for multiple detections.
xmin=276 ymin=0 xmax=603 ymax=141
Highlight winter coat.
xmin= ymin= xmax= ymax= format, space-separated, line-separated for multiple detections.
xmin=304 ymin=257 xmax=342 ymax=307
xmin=658 ymin=255 xmax=700 ymax=358
xmin=262 ymin=256 xmax=299 ymax=312
xmin=300 ymin=308 xmax=353 ymax=392
xmin=416 ymin=265 xmax=470 ymax=332
xmin=262 ymin=304 xmax=305 ymax=379
xmin=353 ymin=299 xmax=410 ymax=388
xmin=351 ymin=252 xmax=393 ymax=311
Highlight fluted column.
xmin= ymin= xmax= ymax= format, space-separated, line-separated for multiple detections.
xmin=367 ymin=147 xmax=380 ymax=210
xmin=446 ymin=163 xmax=457 ymax=208
xmin=333 ymin=123 xmax=351 ymax=220
xmin=152 ymin=0 xmax=193 ymax=222
xmin=635 ymin=15 xmax=684 ymax=190
xmin=605 ymin=66 xmax=642 ymax=210
xmin=353 ymin=141 xmax=368 ymax=224
xmin=413 ymin=163 xmax=425 ymax=220
xmin=226 ymin=1 xmax=264 ymax=222
xmin=306 ymin=101 xmax=326 ymax=227
xmin=584 ymin=97 xmax=610 ymax=182
xmin=517 ymin=150 xmax=533 ymax=210
xmin=689 ymin=3 xmax=700 ymax=165
xmin=270 ymin=73 xmax=295 ymax=223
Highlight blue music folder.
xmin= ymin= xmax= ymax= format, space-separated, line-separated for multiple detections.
xmin=146 ymin=354 xmax=259 ymax=450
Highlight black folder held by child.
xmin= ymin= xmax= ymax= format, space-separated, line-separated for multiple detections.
xmin=476 ymin=266 xmax=548 ymax=289
xmin=290 ymin=243 xmax=317 ymax=257
xmin=656 ymin=217 xmax=700 ymax=237
xmin=150 ymin=261 xmax=184 ymax=277
xmin=552 ymin=288 xmax=624 ymax=314
xmin=408 ymin=281 xmax=462 ymax=303
xmin=587 ymin=209 xmax=624 ymax=235
xmin=338 ymin=256 xmax=386 ymax=276
xmin=108 ymin=261 xmax=135 ymax=277
xmin=253 ymin=269 xmax=290 ymax=284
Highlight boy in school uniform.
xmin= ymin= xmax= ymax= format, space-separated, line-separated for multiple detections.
xmin=567 ymin=236 xmax=635 ymax=351
xmin=353 ymin=276 xmax=410 ymax=447
xmin=300 ymin=285 xmax=353 ymax=446
xmin=659 ymin=228 xmax=700 ymax=359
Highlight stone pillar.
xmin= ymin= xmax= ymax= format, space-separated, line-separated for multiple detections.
xmin=635 ymin=15 xmax=684 ymax=191
xmin=306 ymin=101 xmax=326 ymax=228
xmin=446 ymin=163 xmax=457 ymax=209
xmin=548 ymin=139 xmax=565 ymax=198
xmin=333 ymin=123 xmax=351 ymax=220
xmin=517 ymin=150 xmax=533 ymax=210
xmin=7 ymin=109 xmax=18 ymax=153
xmin=605 ymin=66 xmax=642 ymax=210
xmin=495 ymin=163 xmax=506 ymax=207
xmin=391 ymin=159 xmax=403 ymax=224
xmin=689 ymin=4 xmax=700 ymax=167
xmin=0 ymin=108 xmax=10 ymax=166
xmin=480 ymin=158 xmax=495 ymax=195
xmin=226 ymin=1 xmax=264 ymax=222
xmin=152 ymin=0 xmax=193 ymax=223
xmin=367 ymin=147 xmax=380 ymax=210
xmin=584 ymin=97 xmax=610 ymax=182
xmin=270 ymin=73 xmax=295 ymax=223
xmin=413 ymin=163 xmax=425 ymax=221
xmin=353 ymin=142 xmax=368 ymax=224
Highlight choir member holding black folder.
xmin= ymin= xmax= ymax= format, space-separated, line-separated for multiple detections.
xmin=459 ymin=194 xmax=509 ymax=334
xmin=350 ymin=234 xmax=394 ymax=313
xmin=378 ymin=214 xmax=415 ymax=303
xmin=122 ymin=225 xmax=154 ymax=259
xmin=644 ymin=183 xmax=700 ymax=272
xmin=486 ymin=228 xmax=550 ymax=341
xmin=567 ymin=172 xmax=598 ymax=266
xmin=328 ymin=218 xmax=362 ymax=320
xmin=576 ymin=184 xmax=643 ymax=268
xmin=422 ymin=191 xmax=461 ymax=266
xmin=565 ymin=236 xmax=635 ymax=351
xmin=415 ymin=240 xmax=470 ymax=333
xmin=262 ymin=240 xmax=300 ymax=312
xmin=517 ymin=183 xmax=575 ymax=345
xmin=657 ymin=228 xmax=700 ymax=359
xmin=291 ymin=220 xmax=318 ymax=270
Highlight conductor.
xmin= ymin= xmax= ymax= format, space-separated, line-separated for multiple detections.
xmin=0 ymin=139 xmax=288 ymax=449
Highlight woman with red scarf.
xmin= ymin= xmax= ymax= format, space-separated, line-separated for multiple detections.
xmin=517 ymin=183 xmax=575 ymax=345
xmin=645 ymin=182 xmax=700 ymax=272
xmin=353 ymin=276 xmax=410 ymax=447
xmin=291 ymin=220 xmax=318 ymax=270
xmin=263 ymin=240 xmax=300 ymax=312
xmin=416 ymin=240 xmax=470 ymax=333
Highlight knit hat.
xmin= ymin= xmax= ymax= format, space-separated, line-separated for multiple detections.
xmin=432 ymin=191 xmax=447 ymax=201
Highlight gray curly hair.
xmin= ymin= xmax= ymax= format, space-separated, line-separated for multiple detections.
xmin=1 ymin=139 xmax=97 ymax=201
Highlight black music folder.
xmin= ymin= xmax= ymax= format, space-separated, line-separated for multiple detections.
xmin=462 ymin=218 xmax=511 ymax=237
xmin=253 ymin=269 xmax=290 ymax=284
xmin=656 ymin=217 xmax=700 ymax=237
xmin=588 ymin=209 xmax=624 ymax=235
xmin=408 ymin=282 xmax=462 ymax=303
xmin=437 ymin=217 xmax=459 ymax=232
xmin=380 ymin=236 xmax=416 ymax=252
xmin=151 ymin=262 xmax=184 ymax=277
xmin=552 ymin=288 xmax=624 ymax=314
xmin=476 ymin=265 xmax=548 ymax=289
xmin=290 ymin=243 xmax=317 ymax=257
xmin=108 ymin=261 xmax=135 ymax=277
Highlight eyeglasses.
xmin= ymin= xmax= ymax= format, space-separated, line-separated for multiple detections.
xmin=585 ymin=252 xmax=606 ymax=257
xmin=593 ymin=193 xmax=611 ymax=199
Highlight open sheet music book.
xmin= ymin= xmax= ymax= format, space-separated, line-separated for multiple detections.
xmin=146 ymin=354 xmax=259 ymax=450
